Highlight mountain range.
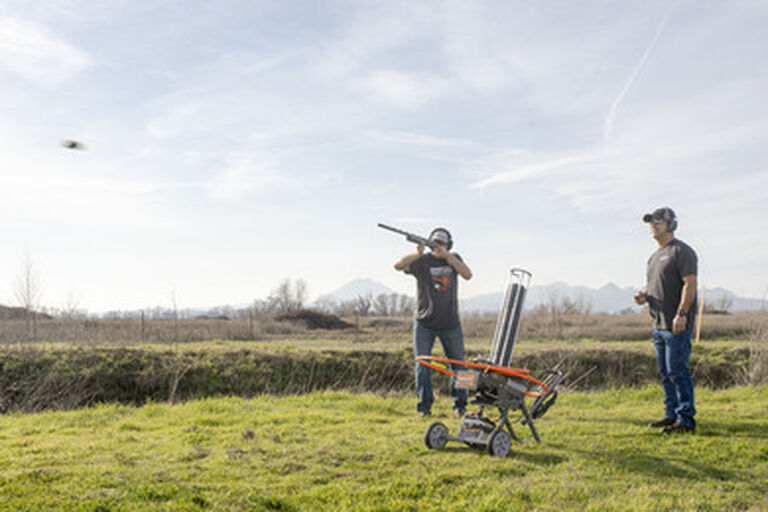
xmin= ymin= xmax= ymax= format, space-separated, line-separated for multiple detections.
xmin=316 ymin=278 xmax=766 ymax=314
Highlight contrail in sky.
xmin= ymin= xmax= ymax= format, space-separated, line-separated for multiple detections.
xmin=470 ymin=151 xmax=600 ymax=189
xmin=603 ymin=2 xmax=676 ymax=143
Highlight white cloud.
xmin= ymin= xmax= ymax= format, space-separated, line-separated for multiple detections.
xmin=392 ymin=217 xmax=433 ymax=227
xmin=359 ymin=69 xmax=448 ymax=109
xmin=0 ymin=17 xmax=91 ymax=87
xmin=208 ymin=150 xmax=288 ymax=199
xmin=0 ymin=176 xmax=182 ymax=232
xmin=0 ymin=173 xmax=200 ymax=195
xmin=311 ymin=2 xmax=432 ymax=78
xmin=145 ymin=103 xmax=205 ymax=140
xmin=438 ymin=4 xmax=658 ymax=115
xmin=367 ymin=131 xmax=476 ymax=148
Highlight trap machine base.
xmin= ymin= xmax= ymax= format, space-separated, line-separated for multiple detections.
xmin=420 ymin=357 xmax=563 ymax=457
xmin=418 ymin=268 xmax=564 ymax=457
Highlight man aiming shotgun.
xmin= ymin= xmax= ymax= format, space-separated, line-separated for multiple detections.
xmin=381 ymin=224 xmax=472 ymax=417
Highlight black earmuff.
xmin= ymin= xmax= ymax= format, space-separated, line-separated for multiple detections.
xmin=429 ymin=227 xmax=453 ymax=250
xmin=667 ymin=218 xmax=677 ymax=231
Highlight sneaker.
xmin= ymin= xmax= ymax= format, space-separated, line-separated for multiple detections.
xmin=662 ymin=421 xmax=695 ymax=434
xmin=648 ymin=417 xmax=676 ymax=428
xmin=453 ymin=408 xmax=466 ymax=418
xmin=418 ymin=410 xmax=431 ymax=418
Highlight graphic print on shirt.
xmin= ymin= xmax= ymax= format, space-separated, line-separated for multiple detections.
xmin=429 ymin=266 xmax=453 ymax=292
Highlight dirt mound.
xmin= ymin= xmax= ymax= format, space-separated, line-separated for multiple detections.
xmin=0 ymin=305 xmax=52 ymax=320
xmin=275 ymin=309 xmax=354 ymax=330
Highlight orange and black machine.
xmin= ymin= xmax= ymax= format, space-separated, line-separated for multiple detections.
xmin=419 ymin=268 xmax=563 ymax=457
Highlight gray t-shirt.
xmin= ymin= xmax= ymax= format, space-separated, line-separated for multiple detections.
xmin=646 ymin=238 xmax=698 ymax=331
xmin=407 ymin=253 xmax=462 ymax=330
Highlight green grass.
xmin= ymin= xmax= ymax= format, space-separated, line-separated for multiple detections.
xmin=1 ymin=386 xmax=767 ymax=511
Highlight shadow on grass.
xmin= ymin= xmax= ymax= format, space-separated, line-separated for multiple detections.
xmin=602 ymin=449 xmax=732 ymax=480
xmin=569 ymin=416 xmax=768 ymax=441
xmin=695 ymin=421 xmax=768 ymax=439
xmin=423 ymin=443 xmax=566 ymax=466
xmin=624 ymin=418 xmax=768 ymax=439
xmin=570 ymin=446 xmax=767 ymax=496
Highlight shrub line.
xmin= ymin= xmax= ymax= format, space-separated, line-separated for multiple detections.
xmin=0 ymin=345 xmax=756 ymax=413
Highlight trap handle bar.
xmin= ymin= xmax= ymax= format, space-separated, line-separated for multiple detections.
xmin=416 ymin=355 xmax=550 ymax=398
xmin=528 ymin=369 xmax=564 ymax=420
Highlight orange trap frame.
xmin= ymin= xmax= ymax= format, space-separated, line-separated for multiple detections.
xmin=419 ymin=269 xmax=563 ymax=457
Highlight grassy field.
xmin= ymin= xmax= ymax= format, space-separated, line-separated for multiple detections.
xmin=1 ymin=385 xmax=766 ymax=511
xmin=1 ymin=313 xmax=766 ymax=509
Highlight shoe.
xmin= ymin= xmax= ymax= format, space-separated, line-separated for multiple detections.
xmin=418 ymin=410 xmax=431 ymax=418
xmin=662 ymin=421 xmax=695 ymax=434
xmin=453 ymin=408 xmax=466 ymax=418
xmin=648 ymin=417 xmax=676 ymax=428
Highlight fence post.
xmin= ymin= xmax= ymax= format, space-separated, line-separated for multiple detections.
xmin=695 ymin=285 xmax=705 ymax=343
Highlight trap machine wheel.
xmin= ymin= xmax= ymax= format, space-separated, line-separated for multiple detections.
xmin=488 ymin=428 xmax=512 ymax=457
xmin=424 ymin=422 xmax=449 ymax=450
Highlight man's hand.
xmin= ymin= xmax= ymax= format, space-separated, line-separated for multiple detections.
xmin=394 ymin=245 xmax=425 ymax=272
xmin=432 ymin=245 xmax=448 ymax=259
xmin=672 ymin=313 xmax=687 ymax=335
xmin=634 ymin=290 xmax=648 ymax=305
xmin=436 ymin=247 xmax=473 ymax=280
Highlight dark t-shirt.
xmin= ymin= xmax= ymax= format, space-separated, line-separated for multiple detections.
xmin=646 ymin=238 xmax=698 ymax=331
xmin=407 ymin=253 xmax=462 ymax=330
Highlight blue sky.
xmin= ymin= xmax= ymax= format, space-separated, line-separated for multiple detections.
xmin=1 ymin=1 xmax=767 ymax=312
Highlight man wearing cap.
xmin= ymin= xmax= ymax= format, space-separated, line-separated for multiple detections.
xmin=634 ymin=207 xmax=698 ymax=434
xmin=394 ymin=227 xmax=472 ymax=417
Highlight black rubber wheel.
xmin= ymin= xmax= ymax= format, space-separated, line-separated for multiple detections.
xmin=424 ymin=422 xmax=449 ymax=449
xmin=488 ymin=429 xmax=511 ymax=457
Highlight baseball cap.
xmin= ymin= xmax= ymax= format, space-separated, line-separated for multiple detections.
xmin=430 ymin=229 xmax=451 ymax=244
xmin=642 ymin=207 xmax=676 ymax=224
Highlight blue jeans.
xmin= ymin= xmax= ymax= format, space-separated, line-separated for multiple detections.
xmin=652 ymin=329 xmax=696 ymax=430
xmin=414 ymin=323 xmax=468 ymax=413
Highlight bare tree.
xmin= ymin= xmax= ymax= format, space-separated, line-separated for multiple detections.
xmin=335 ymin=299 xmax=357 ymax=317
xmin=560 ymin=294 xmax=592 ymax=316
xmin=13 ymin=251 xmax=42 ymax=340
xmin=294 ymin=279 xmax=308 ymax=307
xmin=61 ymin=291 xmax=87 ymax=320
xmin=397 ymin=294 xmax=415 ymax=316
xmin=538 ymin=290 xmax=592 ymax=317
xmin=268 ymin=278 xmax=308 ymax=313
xmin=704 ymin=293 xmax=734 ymax=314
xmin=269 ymin=279 xmax=292 ymax=312
xmin=171 ymin=290 xmax=180 ymax=343
xmin=251 ymin=299 xmax=271 ymax=316
xmin=352 ymin=294 xmax=373 ymax=317
xmin=314 ymin=296 xmax=338 ymax=314
xmin=388 ymin=293 xmax=400 ymax=316
xmin=374 ymin=293 xmax=390 ymax=316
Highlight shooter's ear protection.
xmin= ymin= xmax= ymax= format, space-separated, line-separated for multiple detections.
xmin=667 ymin=217 xmax=677 ymax=232
xmin=429 ymin=228 xmax=453 ymax=250
xmin=643 ymin=207 xmax=677 ymax=232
